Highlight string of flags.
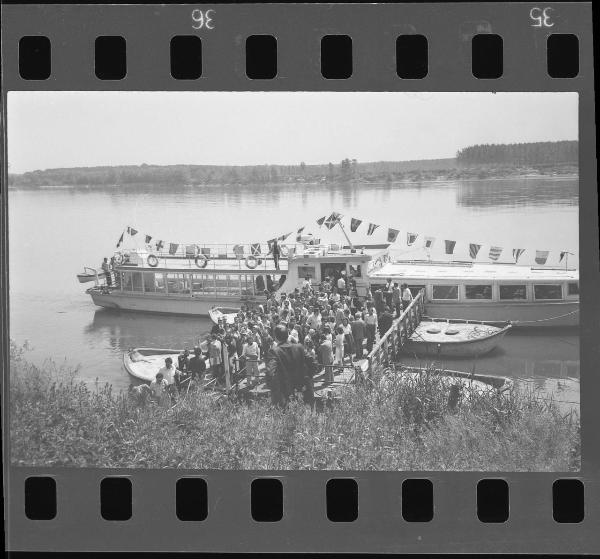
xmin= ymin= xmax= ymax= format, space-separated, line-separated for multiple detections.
xmin=116 ymin=212 xmax=573 ymax=266
xmin=313 ymin=212 xmax=572 ymax=265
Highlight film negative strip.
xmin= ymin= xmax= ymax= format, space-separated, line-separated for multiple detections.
xmin=2 ymin=1 xmax=598 ymax=553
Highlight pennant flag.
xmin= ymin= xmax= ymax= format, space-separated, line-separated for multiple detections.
xmin=233 ymin=244 xmax=245 ymax=258
xmin=145 ymin=234 xmax=152 ymax=244
xmin=267 ymin=238 xmax=276 ymax=253
xmin=387 ymin=228 xmax=400 ymax=243
xmin=129 ymin=227 xmax=138 ymax=236
xmin=350 ymin=218 xmax=362 ymax=232
xmin=156 ymin=240 xmax=164 ymax=251
xmin=424 ymin=236 xmax=435 ymax=249
xmin=407 ymin=232 xmax=418 ymax=246
xmin=279 ymin=232 xmax=291 ymax=241
xmin=367 ymin=223 xmax=379 ymax=236
xmin=445 ymin=240 xmax=456 ymax=255
xmin=512 ymin=248 xmax=525 ymax=263
xmin=251 ymin=243 xmax=262 ymax=255
xmin=201 ymin=247 xmax=211 ymax=256
xmin=185 ymin=244 xmax=197 ymax=258
xmin=469 ymin=243 xmax=481 ymax=259
xmin=297 ymin=226 xmax=305 ymax=234
xmin=116 ymin=232 xmax=124 ymax=248
xmin=535 ymin=250 xmax=549 ymax=265
xmin=559 ymin=251 xmax=566 ymax=263
xmin=324 ymin=212 xmax=342 ymax=230
xmin=169 ymin=243 xmax=179 ymax=255
xmin=489 ymin=246 xmax=503 ymax=261
xmin=316 ymin=216 xmax=326 ymax=227
xmin=127 ymin=226 xmax=131 ymax=234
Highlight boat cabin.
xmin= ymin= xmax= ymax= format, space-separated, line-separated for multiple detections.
xmin=369 ymin=261 xmax=579 ymax=304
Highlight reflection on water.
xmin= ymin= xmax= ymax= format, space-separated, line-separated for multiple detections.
xmin=9 ymin=178 xmax=579 ymax=402
xmin=456 ymin=177 xmax=578 ymax=209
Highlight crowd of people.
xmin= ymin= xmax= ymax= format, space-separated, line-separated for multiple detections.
xmin=130 ymin=274 xmax=415 ymax=408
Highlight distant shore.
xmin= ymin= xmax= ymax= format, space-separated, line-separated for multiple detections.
xmin=8 ymin=164 xmax=578 ymax=191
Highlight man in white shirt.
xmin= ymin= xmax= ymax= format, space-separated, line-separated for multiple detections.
xmin=401 ymin=283 xmax=414 ymax=310
xmin=241 ymin=334 xmax=260 ymax=385
xmin=158 ymin=357 xmax=178 ymax=386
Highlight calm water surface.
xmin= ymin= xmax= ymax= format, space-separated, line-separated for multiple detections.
xmin=9 ymin=177 xmax=580 ymax=407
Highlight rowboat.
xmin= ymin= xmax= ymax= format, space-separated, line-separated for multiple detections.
xmin=123 ymin=347 xmax=187 ymax=382
xmin=402 ymin=318 xmax=512 ymax=358
xmin=77 ymin=268 xmax=106 ymax=283
xmin=209 ymin=306 xmax=240 ymax=325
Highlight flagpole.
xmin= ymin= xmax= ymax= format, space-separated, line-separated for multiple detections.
xmin=336 ymin=219 xmax=354 ymax=249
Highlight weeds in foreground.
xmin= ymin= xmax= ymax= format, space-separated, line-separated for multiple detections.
xmin=9 ymin=344 xmax=580 ymax=471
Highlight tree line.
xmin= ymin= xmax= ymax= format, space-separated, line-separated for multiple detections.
xmin=456 ymin=140 xmax=578 ymax=166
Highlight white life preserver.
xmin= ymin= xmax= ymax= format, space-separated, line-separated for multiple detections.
xmin=114 ymin=252 xmax=124 ymax=265
xmin=147 ymin=254 xmax=159 ymax=268
xmin=245 ymin=255 xmax=258 ymax=269
xmin=195 ymin=254 xmax=208 ymax=268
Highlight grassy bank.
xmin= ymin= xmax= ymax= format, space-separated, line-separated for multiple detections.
xmin=9 ymin=343 xmax=580 ymax=470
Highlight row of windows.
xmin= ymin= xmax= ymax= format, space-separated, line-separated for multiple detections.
xmin=120 ymin=271 xmax=282 ymax=296
xmin=427 ymin=282 xmax=579 ymax=301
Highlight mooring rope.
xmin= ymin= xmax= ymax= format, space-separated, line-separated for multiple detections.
xmin=511 ymin=308 xmax=579 ymax=324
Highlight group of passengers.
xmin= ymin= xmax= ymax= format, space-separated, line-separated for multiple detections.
xmin=129 ymin=273 xmax=414 ymax=407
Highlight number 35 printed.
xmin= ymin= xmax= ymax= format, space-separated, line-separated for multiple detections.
xmin=530 ymin=7 xmax=554 ymax=27
xmin=191 ymin=9 xmax=215 ymax=30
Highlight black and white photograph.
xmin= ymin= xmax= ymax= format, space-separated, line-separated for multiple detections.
xmin=8 ymin=90 xmax=580 ymax=471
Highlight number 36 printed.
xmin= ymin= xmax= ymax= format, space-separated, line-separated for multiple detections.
xmin=191 ymin=9 xmax=215 ymax=30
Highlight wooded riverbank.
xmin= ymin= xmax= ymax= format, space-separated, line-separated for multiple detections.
xmin=9 ymin=342 xmax=580 ymax=471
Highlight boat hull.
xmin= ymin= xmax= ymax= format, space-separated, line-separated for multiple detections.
xmin=424 ymin=300 xmax=578 ymax=328
xmin=89 ymin=289 xmax=260 ymax=316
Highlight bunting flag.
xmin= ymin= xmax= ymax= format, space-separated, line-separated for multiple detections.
xmin=169 ymin=243 xmax=179 ymax=255
xmin=156 ymin=240 xmax=164 ymax=251
xmin=316 ymin=216 xmax=326 ymax=227
xmin=185 ymin=244 xmax=197 ymax=257
xmin=279 ymin=232 xmax=291 ymax=241
xmin=251 ymin=243 xmax=262 ymax=255
xmin=424 ymin=236 xmax=435 ymax=249
xmin=267 ymin=238 xmax=276 ymax=253
xmin=324 ymin=212 xmax=342 ymax=230
xmin=350 ymin=218 xmax=362 ymax=232
xmin=535 ymin=250 xmax=549 ymax=265
xmin=387 ymin=228 xmax=400 ymax=243
xmin=513 ymin=248 xmax=526 ymax=263
xmin=559 ymin=251 xmax=567 ymax=263
xmin=367 ymin=223 xmax=379 ymax=236
xmin=489 ymin=246 xmax=503 ymax=261
xmin=145 ymin=234 xmax=152 ymax=244
xmin=469 ymin=243 xmax=481 ymax=259
xmin=233 ymin=244 xmax=245 ymax=258
xmin=128 ymin=227 xmax=138 ymax=236
xmin=407 ymin=232 xmax=418 ymax=246
xmin=296 ymin=226 xmax=305 ymax=241
xmin=116 ymin=232 xmax=124 ymax=248
xmin=444 ymin=240 xmax=456 ymax=255
xmin=127 ymin=226 xmax=131 ymax=234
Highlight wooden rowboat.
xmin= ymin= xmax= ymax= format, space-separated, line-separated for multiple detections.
xmin=77 ymin=269 xmax=106 ymax=283
xmin=209 ymin=306 xmax=240 ymax=325
xmin=402 ymin=318 xmax=512 ymax=358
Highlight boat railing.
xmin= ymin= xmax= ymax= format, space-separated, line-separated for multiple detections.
xmin=365 ymin=290 xmax=426 ymax=376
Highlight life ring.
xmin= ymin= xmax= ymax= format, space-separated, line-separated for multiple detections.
xmin=114 ymin=253 xmax=124 ymax=265
xmin=195 ymin=254 xmax=208 ymax=269
xmin=147 ymin=254 xmax=159 ymax=268
xmin=245 ymin=255 xmax=258 ymax=269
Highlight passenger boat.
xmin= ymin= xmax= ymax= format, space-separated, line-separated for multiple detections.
xmin=209 ymin=306 xmax=240 ymax=325
xmin=402 ymin=318 xmax=512 ymax=358
xmin=81 ymin=229 xmax=578 ymax=328
xmin=369 ymin=260 xmax=579 ymax=328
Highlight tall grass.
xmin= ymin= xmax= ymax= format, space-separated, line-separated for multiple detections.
xmin=9 ymin=343 xmax=580 ymax=471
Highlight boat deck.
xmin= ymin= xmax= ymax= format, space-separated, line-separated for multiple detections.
xmin=409 ymin=320 xmax=504 ymax=343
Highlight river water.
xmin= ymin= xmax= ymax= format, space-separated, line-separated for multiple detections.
xmin=8 ymin=177 xmax=580 ymax=408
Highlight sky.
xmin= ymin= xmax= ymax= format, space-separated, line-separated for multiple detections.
xmin=7 ymin=91 xmax=578 ymax=173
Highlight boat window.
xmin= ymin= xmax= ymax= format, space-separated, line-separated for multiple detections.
xmin=241 ymin=274 xmax=255 ymax=296
xmin=123 ymin=271 xmax=143 ymax=292
xmin=166 ymin=273 xmax=189 ymax=295
xmin=568 ymin=282 xmax=579 ymax=296
xmin=432 ymin=285 xmax=459 ymax=300
xmin=349 ymin=264 xmax=362 ymax=278
xmin=534 ymin=284 xmax=563 ymax=300
xmin=191 ymin=273 xmax=213 ymax=295
xmin=298 ymin=265 xmax=316 ymax=279
xmin=499 ymin=285 xmax=527 ymax=300
xmin=465 ymin=285 xmax=492 ymax=300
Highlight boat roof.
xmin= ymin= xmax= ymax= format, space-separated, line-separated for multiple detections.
xmin=371 ymin=261 xmax=579 ymax=282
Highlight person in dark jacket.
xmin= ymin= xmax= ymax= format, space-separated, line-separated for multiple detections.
xmin=265 ymin=324 xmax=318 ymax=408
xmin=378 ymin=306 xmax=394 ymax=337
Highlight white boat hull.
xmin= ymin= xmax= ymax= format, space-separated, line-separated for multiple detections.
xmin=424 ymin=301 xmax=578 ymax=328
xmin=88 ymin=289 xmax=260 ymax=316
